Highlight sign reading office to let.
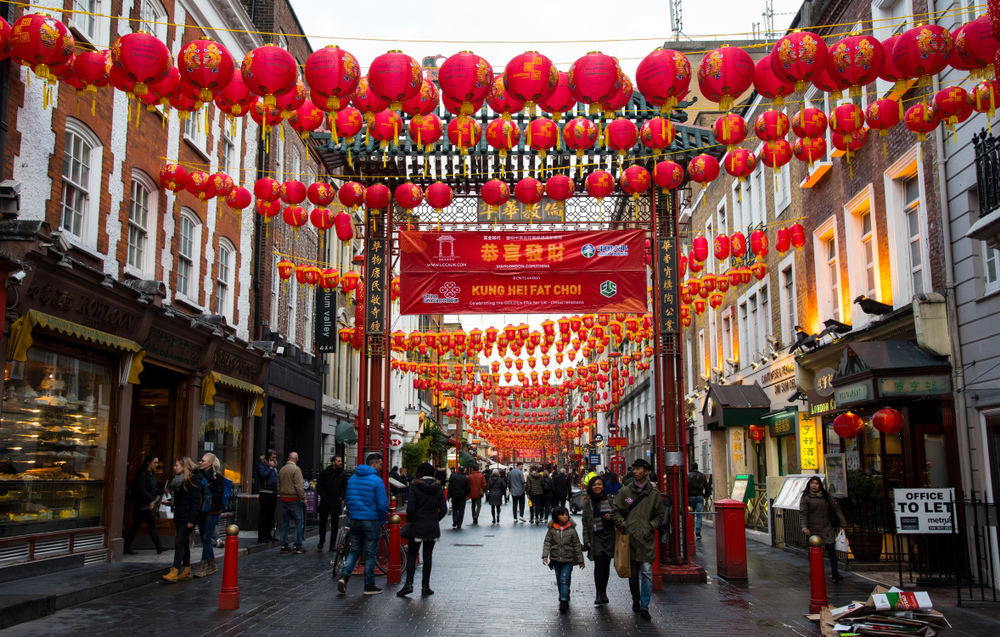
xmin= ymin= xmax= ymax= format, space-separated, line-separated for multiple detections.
xmin=398 ymin=230 xmax=648 ymax=315
xmin=893 ymin=488 xmax=956 ymax=534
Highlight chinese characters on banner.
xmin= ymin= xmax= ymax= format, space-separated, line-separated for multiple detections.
xmin=656 ymin=238 xmax=679 ymax=334
xmin=477 ymin=197 xmax=566 ymax=224
xmin=799 ymin=413 xmax=820 ymax=471
xmin=365 ymin=219 xmax=387 ymax=335
xmin=398 ymin=230 xmax=648 ymax=315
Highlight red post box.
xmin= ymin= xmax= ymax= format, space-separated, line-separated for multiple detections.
xmin=714 ymin=498 xmax=747 ymax=581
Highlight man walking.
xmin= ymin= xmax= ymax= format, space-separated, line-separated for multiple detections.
xmin=611 ymin=459 xmax=665 ymax=621
xmin=448 ymin=466 xmax=471 ymax=529
xmin=688 ymin=462 xmax=708 ymax=539
xmin=339 ymin=453 xmax=389 ymax=595
xmin=468 ymin=465 xmax=488 ymax=525
xmin=553 ymin=468 xmax=570 ymax=509
xmin=507 ymin=462 xmax=526 ymax=522
xmin=525 ymin=465 xmax=543 ymax=523
xmin=277 ymin=452 xmax=307 ymax=554
xmin=317 ymin=455 xmax=347 ymax=550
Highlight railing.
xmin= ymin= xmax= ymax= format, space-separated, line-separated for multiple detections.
xmin=973 ymin=129 xmax=1000 ymax=219
xmin=958 ymin=492 xmax=1000 ymax=604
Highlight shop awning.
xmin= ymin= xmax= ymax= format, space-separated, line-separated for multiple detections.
xmin=703 ymin=382 xmax=771 ymax=429
xmin=458 ymin=451 xmax=476 ymax=467
xmin=760 ymin=406 xmax=799 ymax=437
xmin=200 ymin=372 xmax=265 ymax=416
xmin=7 ymin=309 xmax=145 ymax=384
xmin=834 ymin=340 xmax=948 ymax=378
xmin=335 ymin=419 xmax=358 ymax=444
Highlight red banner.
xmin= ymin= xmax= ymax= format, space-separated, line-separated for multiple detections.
xmin=399 ymin=230 xmax=648 ymax=315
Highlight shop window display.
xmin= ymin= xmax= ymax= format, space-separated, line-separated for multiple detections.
xmin=198 ymin=397 xmax=244 ymax=502
xmin=1 ymin=348 xmax=112 ymax=537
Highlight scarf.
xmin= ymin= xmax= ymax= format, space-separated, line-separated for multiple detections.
xmin=633 ymin=479 xmax=648 ymax=493
xmin=590 ymin=492 xmax=612 ymax=533
xmin=554 ymin=521 xmax=571 ymax=531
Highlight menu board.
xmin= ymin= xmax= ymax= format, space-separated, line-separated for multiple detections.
xmin=773 ymin=474 xmax=826 ymax=510
xmin=730 ymin=474 xmax=755 ymax=503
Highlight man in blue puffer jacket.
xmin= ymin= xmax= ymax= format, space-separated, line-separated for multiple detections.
xmin=338 ymin=453 xmax=388 ymax=595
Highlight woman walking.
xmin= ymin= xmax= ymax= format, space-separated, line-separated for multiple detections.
xmin=123 ymin=454 xmax=165 ymax=555
xmin=163 ymin=457 xmax=203 ymax=582
xmin=194 ymin=453 xmax=225 ymax=578
xmin=398 ymin=463 xmax=447 ymax=598
xmin=487 ymin=469 xmax=506 ymax=524
xmin=799 ymin=476 xmax=848 ymax=582
xmin=582 ymin=475 xmax=614 ymax=605
xmin=541 ymin=470 xmax=554 ymax=522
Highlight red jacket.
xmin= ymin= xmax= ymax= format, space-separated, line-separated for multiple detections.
xmin=468 ymin=470 xmax=488 ymax=499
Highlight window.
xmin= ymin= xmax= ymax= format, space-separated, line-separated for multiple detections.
xmin=222 ymin=119 xmax=240 ymax=181
xmin=873 ymin=0 xmax=911 ymax=94
xmin=753 ymin=157 xmax=766 ymax=226
xmin=139 ymin=0 xmax=168 ymax=40
xmin=844 ymin=186 xmax=883 ymax=324
xmin=61 ymin=130 xmax=92 ymax=239
xmin=723 ymin=311 xmax=734 ymax=366
xmin=749 ymin=293 xmax=760 ymax=358
xmin=183 ymin=111 xmax=207 ymax=155
xmin=804 ymin=87 xmax=832 ymax=164
xmin=275 ymin=128 xmax=285 ymax=182
xmin=760 ymin=284 xmax=770 ymax=342
xmin=814 ymin=217 xmax=842 ymax=323
xmin=128 ymin=178 xmax=150 ymax=271
xmin=277 ymin=31 xmax=288 ymax=50
xmin=177 ymin=211 xmax=201 ymax=301
xmin=286 ymin=276 xmax=297 ymax=344
xmin=739 ymin=300 xmax=749 ymax=364
xmin=698 ymin=329 xmax=707 ymax=377
xmin=985 ymin=243 xmax=1000 ymax=295
xmin=303 ymin=285 xmax=314 ymax=351
xmin=827 ymin=238 xmax=840 ymax=321
xmin=884 ymin=146 xmax=927 ymax=307
xmin=71 ymin=0 xmax=110 ymax=46
xmin=903 ymin=177 xmax=923 ymax=296
xmin=290 ymin=148 xmax=301 ymax=184
xmin=271 ymin=256 xmax=281 ymax=327
xmin=215 ymin=240 xmax=233 ymax=320
xmin=780 ymin=260 xmax=797 ymax=346
xmin=731 ymin=181 xmax=743 ymax=231
xmin=776 ymin=161 xmax=791 ymax=214
xmin=686 ymin=340 xmax=694 ymax=393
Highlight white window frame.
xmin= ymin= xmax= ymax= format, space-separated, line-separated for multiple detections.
xmin=183 ymin=110 xmax=208 ymax=158
xmin=138 ymin=0 xmax=168 ymax=41
xmin=778 ymin=254 xmax=797 ymax=347
xmin=222 ymin=117 xmax=241 ymax=182
xmin=708 ymin=296 xmax=718 ymax=373
xmin=883 ymin=144 xmax=930 ymax=308
xmin=722 ymin=307 xmax=735 ymax=368
xmin=814 ymin=215 xmax=843 ymax=323
xmin=844 ymin=184 xmax=883 ymax=327
xmin=775 ymin=160 xmax=792 ymax=216
xmin=125 ymin=170 xmax=159 ymax=278
xmin=751 ymin=143 xmax=766 ymax=226
xmin=705 ymin=217 xmax=715 ymax=278
xmin=286 ymin=275 xmax=297 ymax=344
xmin=60 ymin=119 xmax=103 ymax=250
xmin=271 ymin=255 xmax=281 ymax=328
xmin=731 ymin=181 xmax=743 ymax=232
xmin=215 ymin=238 xmax=235 ymax=322
xmin=698 ymin=329 xmax=708 ymax=379
xmin=738 ymin=299 xmax=750 ymax=367
xmin=290 ymin=148 xmax=301 ymax=184
xmin=176 ymin=209 xmax=202 ymax=306
xmin=804 ymin=86 xmax=833 ymax=165
xmin=984 ymin=242 xmax=1000 ymax=296
xmin=873 ymin=0 xmax=912 ymax=95
xmin=275 ymin=129 xmax=285 ymax=182
xmin=686 ymin=340 xmax=694 ymax=393
xmin=70 ymin=0 xmax=111 ymax=48
xmin=303 ymin=284 xmax=314 ymax=352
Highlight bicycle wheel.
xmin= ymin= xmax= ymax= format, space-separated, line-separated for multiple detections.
xmin=332 ymin=526 xmax=349 ymax=578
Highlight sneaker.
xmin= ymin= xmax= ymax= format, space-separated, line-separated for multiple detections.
xmin=317 ymin=542 xmax=324 ymax=550
xmin=640 ymin=609 xmax=651 ymax=620
xmin=559 ymin=599 xmax=569 ymax=613
xmin=364 ymin=583 xmax=383 ymax=595
xmin=696 ymin=533 xmax=702 ymax=539
xmin=337 ymin=577 xmax=348 ymax=594
xmin=519 ymin=517 xmax=526 ymax=522
xmin=280 ymin=546 xmax=292 ymax=554
xmin=293 ymin=546 xmax=307 ymax=554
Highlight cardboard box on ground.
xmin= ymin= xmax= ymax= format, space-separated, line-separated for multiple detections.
xmin=809 ymin=586 xmax=951 ymax=637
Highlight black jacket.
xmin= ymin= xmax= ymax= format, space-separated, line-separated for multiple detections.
xmin=541 ymin=476 xmax=554 ymax=496
xmin=201 ymin=468 xmax=225 ymax=516
xmin=317 ymin=466 xmax=347 ymax=505
xmin=447 ymin=472 xmax=470 ymax=500
xmin=172 ymin=475 xmax=204 ymax=526
xmin=553 ymin=473 xmax=570 ymax=498
xmin=130 ymin=466 xmax=161 ymax=507
xmin=406 ymin=478 xmax=447 ymax=539
xmin=687 ymin=471 xmax=708 ymax=497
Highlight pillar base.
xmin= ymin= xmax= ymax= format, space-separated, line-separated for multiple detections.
xmin=661 ymin=563 xmax=708 ymax=583
xmin=218 ymin=591 xmax=240 ymax=610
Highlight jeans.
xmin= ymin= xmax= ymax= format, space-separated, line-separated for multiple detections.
xmin=258 ymin=491 xmax=277 ymax=540
xmin=281 ymin=500 xmax=304 ymax=548
xmin=512 ymin=495 xmax=525 ymax=519
xmin=405 ymin=539 xmax=436 ymax=588
xmin=199 ymin=514 xmax=220 ymax=561
xmin=451 ymin=498 xmax=467 ymax=527
xmin=553 ymin=497 xmax=566 ymax=509
xmin=470 ymin=498 xmax=482 ymax=522
xmin=825 ymin=543 xmax=840 ymax=577
xmin=540 ymin=496 xmax=551 ymax=522
xmin=173 ymin=521 xmax=196 ymax=568
xmin=342 ymin=519 xmax=381 ymax=586
xmin=552 ymin=561 xmax=574 ymax=601
xmin=689 ymin=496 xmax=705 ymax=534
xmin=318 ymin=501 xmax=342 ymax=545
xmin=124 ymin=506 xmax=163 ymax=552
xmin=529 ymin=497 xmax=537 ymax=520
xmin=629 ymin=560 xmax=653 ymax=610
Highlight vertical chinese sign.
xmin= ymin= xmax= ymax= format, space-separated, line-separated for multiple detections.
xmin=366 ymin=220 xmax=387 ymax=335
xmin=798 ymin=413 xmax=820 ymax=471
xmin=656 ymin=237 xmax=678 ymax=334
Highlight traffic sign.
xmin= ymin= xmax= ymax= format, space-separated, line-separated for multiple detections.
xmin=608 ymin=436 xmax=627 ymax=447
xmin=589 ymin=454 xmax=601 ymax=465
xmin=593 ymin=433 xmax=604 ymax=443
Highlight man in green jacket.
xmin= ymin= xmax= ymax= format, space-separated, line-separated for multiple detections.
xmin=610 ymin=458 xmax=665 ymax=621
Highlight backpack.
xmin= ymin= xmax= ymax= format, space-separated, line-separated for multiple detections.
xmin=221 ymin=476 xmax=234 ymax=509
xmin=199 ymin=474 xmax=214 ymax=512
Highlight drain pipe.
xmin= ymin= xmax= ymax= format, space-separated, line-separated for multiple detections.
xmin=932 ymin=73 xmax=973 ymax=496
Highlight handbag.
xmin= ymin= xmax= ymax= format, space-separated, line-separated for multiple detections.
xmin=614 ymin=528 xmax=631 ymax=578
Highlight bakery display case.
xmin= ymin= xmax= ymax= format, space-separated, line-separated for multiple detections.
xmin=1 ymin=349 xmax=113 ymax=538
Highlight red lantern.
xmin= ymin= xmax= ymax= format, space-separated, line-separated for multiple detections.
xmin=793 ymin=136 xmax=827 ymax=168
xmin=620 ymin=166 xmax=650 ymax=199
xmin=11 ymin=14 xmax=74 ymax=81
xmin=693 ymin=298 xmax=707 ymax=316
xmin=394 ymin=182 xmax=424 ymax=212
xmin=783 ymin=224 xmax=804 ymax=253
xmin=427 ymin=182 xmax=454 ymax=211
xmin=750 ymin=229 xmax=769 ymax=261
xmin=526 ymin=117 xmax=559 ymax=159
xmin=545 ymin=175 xmax=575 ymax=203
xmin=305 ymin=45 xmax=360 ymax=112
xmin=692 ymin=235 xmax=709 ymax=262
xmin=289 ymin=99 xmax=325 ymax=139
xmin=160 ymin=164 xmax=189 ymax=192
xmin=307 ymin=182 xmax=336 ymax=207
xmin=438 ymin=51 xmax=493 ymax=116
xmin=402 ymin=80 xmax=439 ymax=123
xmin=653 ymin=160 xmax=684 ymax=193
xmin=688 ymin=154 xmax=720 ymax=188
xmin=698 ymin=45 xmax=755 ymax=111
xmin=749 ymin=425 xmax=766 ymax=442
xmin=723 ymin=148 xmax=757 ymax=181
xmin=833 ymin=412 xmax=864 ymax=438
xmin=775 ymin=227 xmax=791 ymax=255
xmin=481 ymin=179 xmax=511 ymax=210
xmin=828 ymin=34 xmax=884 ymax=97
xmin=832 ymin=128 xmax=868 ymax=160
xmin=320 ymin=268 xmax=341 ymax=289
xmin=539 ymin=71 xmax=577 ymax=122
xmin=351 ymin=77 xmax=390 ymax=124
xmin=585 ymin=170 xmax=616 ymax=201
xmin=178 ymin=38 xmax=234 ymax=102
xmin=753 ymin=54 xmax=795 ymax=107
xmin=679 ymin=253 xmax=688 ymax=278
xmin=771 ymin=31 xmax=829 ymax=91
xmin=207 ymin=173 xmax=234 ymax=200
xmin=334 ymin=210 xmax=354 ymax=241
xmin=338 ymin=182 xmax=366 ymax=210
xmin=214 ymin=70 xmax=257 ymax=118
xmin=504 ymin=51 xmax=557 ymax=113
xmin=893 ymin=24 xmax=954 ymax=85
xmin=812 ymin=65 xmax=851 ymax=100
xmin=279 ymin=180 xmax=306 ymax=205
xmin=255 ymin=199 xmax=280 ymax=219
xmin=904 ymin=102 xmax=940 ymax=141
xmin=249 ymin=102 xmax=283 ymax=134
xmin=878 ymin=34 xmax=908 ymax=93
xmin=972 ymin=79 xmax=998 ymax=118
xmin=111 ymin=32 xmax=170 ymax=97
xmin=713 ymin=112 xmax=748 ymax=149
xmin=934 ymin=86 xmax=973 ymax=126
xmin=186 ymin=171 xmax=211 ymax=200
xmin=241 ymin=44 xmax=298 ymax=107
xmin=365 ymin=184 xmax=390 ymax=212
xmin=636 ymin=48 xmax=691 ymax=112
xmin=446 ymin=117 xmax=482 ymax=153
xmin=282 ymin=205 xmax=308 ymax=228
xmin=407 ymin=112 xmax=442 ymax=151
xmin=487 ymin=75 xmax=525 ymax=120
xmin=830 ymin=102 xmax=865 ymax=137
xmin=865 ymin=98 xmax=902 ymax=138
xmin=956 ymin=16 xmax=999 ymax=77
xmin=74 ymin=50 xmax=113 ymax=94
xmin=639 ymin=117 xmax=675 ymax=154
xmin=755 ymin=110 xmax=790 ymax=146
xmin=760 ymin=139 xmax=793 ymax=169
xmin=792 ymin=107 xmax=827 ymax=138
xmin=367 ymin=50 xmax=422 ymax=111
xmin=515 ymin=178 xmax=544 ymax=208
xmin=872 ymin=407 xmax=904 ymax=434
xmin=371 ymin=109 xmax=403 ymax=149
xmin=310 ymin=206 xmax=335 ymax=231
xmin=341 ymin=270 xmax=361 ymax=293
xmin=605 ymin=118 xmax=639 ymax=158
xmin=715 ymin=273 xmax=730 ymax=293
xmin=485 ymin=118 xmax=521 ymax=160
xmin=568 ymin=51 xmax=622 ymax=113
xmin=563 ymin=117 xmax=598 ymax=158
xmin=730 ymin=232 xmax=747 ymax=259
xmin=714 ymin=234 xmax=730 ymax=260
xmin=277 ymin=260 xmax=295 ymax=280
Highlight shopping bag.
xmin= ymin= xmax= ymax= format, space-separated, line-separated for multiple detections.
xmin=614 ymin=528 xmax=631 ymax=578
xmin=835 ymin=529 xmax=850 ymax=553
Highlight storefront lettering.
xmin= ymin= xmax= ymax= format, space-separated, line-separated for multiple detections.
xmin=212 ymin=351 xmax=259 ymax=379
xmin=760 ymin=363 xmax=795 ymax=384
xmin=774 ymin=418 xmax=792 ymax=435
xmin=799 ymin=414 xmax=819 ymax=470
xmin=144 ymin=329 xmax=201 ymax=366
xmin=25 ymin=283 xmax=136 ymax=333
xmin=810 ymin=399 xmax=836 ymax=416
xmin=200 ymin=418 xmax=243 ymax=443
xmin=731 ymin=428 xmax=745 ymax=468
xmin=879 ymin=375 xmax=950 ymax=396
xmin=835 ymin=382 xmax=869 ymax=406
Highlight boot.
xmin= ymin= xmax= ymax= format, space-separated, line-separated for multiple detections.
xmin=396 ymin=581 xmax=414 ymax=597
xmin=177 ymin=567 xmax=192 ymax=581
xmin=192 ymin=561 xmax=208 ymax=578
xmin=162 ymin=567 xmax=180 ymax=583
xmin=205 ymin=558 xmax=218 ymax=575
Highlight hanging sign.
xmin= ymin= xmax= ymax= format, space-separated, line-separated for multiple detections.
xmin=315 ymin=288 xmax=338 ymax=354
xmin=366 ymin=218 xmax=387 ymax=335
xmin=399 ymin=230 xmax=648 ymax=315
xmin=477 ymin=197 xmax=565 ymax=224
xmin=799 ymin=413 xmax=820 ymax=471
xmin=656 ymin=237 xmax=679 ymax=334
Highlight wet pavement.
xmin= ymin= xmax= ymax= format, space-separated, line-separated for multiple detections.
xmin=3 ymin=514 xmax=999 ymax=637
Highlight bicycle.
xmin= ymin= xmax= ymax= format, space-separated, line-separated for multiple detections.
xmin=331 ymin=511 xmax=406 ymax=580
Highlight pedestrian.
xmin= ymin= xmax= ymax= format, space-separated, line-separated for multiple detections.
xmin=508 ymin=462 xmax=526 ymax=522
xmin=193 ymin=453 xmax=225 ymax=577
xmin=688 ymin=462 xmax=708 ymax=539
xmin=317 ymin=455 xmax=347 ymax=551
xmin=541 ymin=470 xmax=554 ymax=522
xmin=487 ymin=469 xmax=506 ymax=524
xmin=389 ymin=465 xmax=402 ymax=502
xmin=468 ymin=464 xmax=488 ymax=525
xmin=256 ymin=449 xmax=278 ymax=543
xmin=525 ymin=465 xmax=543 ymax=523
xmin=278 ymin=452 xmax=307 ymax=554
xmin=799 ymin=476 xmax=847 ymax=583
xmin=162 ymin=457 xmax=202 ymax=583
xmin=397 ymin=462 xmax=448 ymax=598
xmin=582 ymin=467 xmax=597 ymax=489
xmin=553 ymin=468 xmax=570 ymax=509
xmin=500 ymin=467 xmax=509 ymax=503
xmin=435 ymin=466 xmax=447 ymax=486
xmin=398 ymin=466 xmax=411 ymax=506
xmin=447 ymin=466 xmax=471 ymax=529
xmin=611 ymin=459 xmax=665 ymax=621
xmin=581 ymin=475 xmax=614 ymax=605
xmin=541 ymin=505 xmax=585 ymax=614
xmin=338 ymin=453 xmax=389 ymax=596
xmin=605 ymin=472 xmax=622 ymax=497
xmin=123 ymin=454 xmax=165 ymax=555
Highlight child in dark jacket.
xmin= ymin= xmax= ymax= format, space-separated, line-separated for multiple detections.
xmin=541 ymin=505 xmax=585 ymax=613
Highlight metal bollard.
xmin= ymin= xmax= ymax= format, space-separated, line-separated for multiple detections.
xmin=218 ymin=524 xmax=241 ymax=610
xmin=387 ymin=513 xmax=402 ymax=584
xmin=808 ymin=535 xmax=829 ymax=614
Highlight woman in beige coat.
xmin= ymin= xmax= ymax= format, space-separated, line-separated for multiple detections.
xmin=799 ymin=476 xmax=848 ymax=582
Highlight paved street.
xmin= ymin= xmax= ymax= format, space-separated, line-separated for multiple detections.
xmin=3 ymin=516 xmax=999 ymax=637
